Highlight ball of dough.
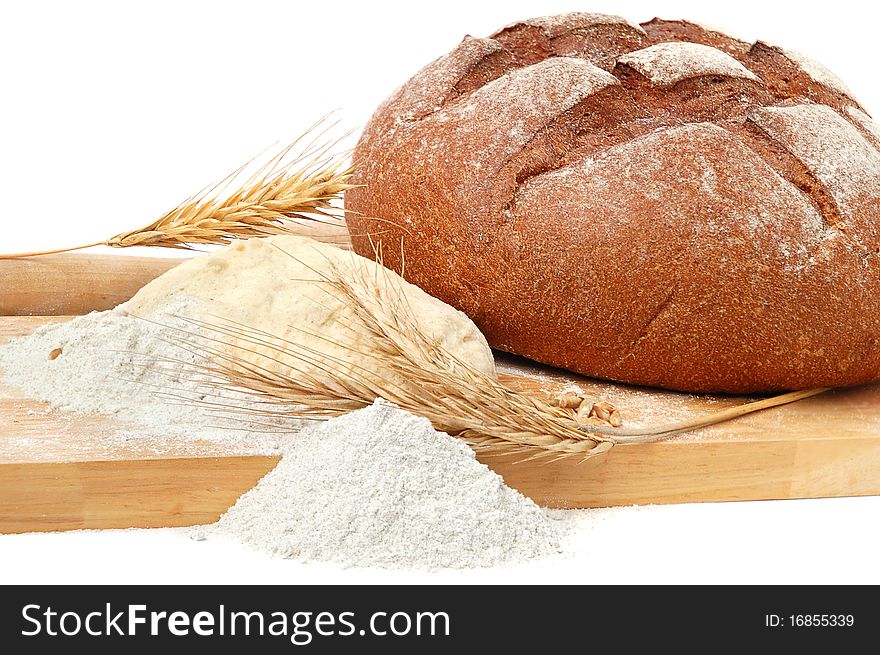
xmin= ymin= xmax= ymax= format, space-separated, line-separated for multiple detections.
xmin=124 ymin=235 xmax=496 ymax=384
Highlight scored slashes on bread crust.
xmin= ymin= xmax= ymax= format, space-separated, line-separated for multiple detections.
xmin=345 ymin=14 xmax=880 ymax=393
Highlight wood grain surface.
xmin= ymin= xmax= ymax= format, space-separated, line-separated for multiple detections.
xmin=0 ymin=253 xmax=182 ymax=316
xmin=0 ymin=253 xmax=878 ymax=533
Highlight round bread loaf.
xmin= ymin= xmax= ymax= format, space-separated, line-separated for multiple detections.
xmin=345 ymin=14 xmax=880 ymax=393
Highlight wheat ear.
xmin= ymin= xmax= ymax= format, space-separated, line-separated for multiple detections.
xmin=0 ymin=117 xmax=355 ymax=259
xmin=152 ymin=244 xmax=826 ymax=460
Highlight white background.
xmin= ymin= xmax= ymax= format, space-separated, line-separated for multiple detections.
xmin=1 ymin=0 xmax=879 ymax=583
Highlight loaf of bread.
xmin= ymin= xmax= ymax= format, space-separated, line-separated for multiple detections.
xmin=345 ymin=14 xmax=880 ymax=393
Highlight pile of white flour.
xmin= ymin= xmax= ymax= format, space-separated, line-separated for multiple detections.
xmin=0 ymin=303 xmax=287 ymax=454
xmin=0 ymin=306 xmax=564 ymax=569
xmin=200 ymin=400 xmax=564 ymax=568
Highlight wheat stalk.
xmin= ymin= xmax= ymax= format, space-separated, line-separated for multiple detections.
xmin=150 ymin=244 xmax=827 ymax=460
xmin=0 ymin=117 xmax=355 ymax=259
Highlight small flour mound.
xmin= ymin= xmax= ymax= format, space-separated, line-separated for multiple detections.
xmin=201 ymin=399 xmax=565 ymax=569
xmin=0 ymin=302 xmax=289 ymax=452
xmin=0 ymin=304 xmax=198 ymax=419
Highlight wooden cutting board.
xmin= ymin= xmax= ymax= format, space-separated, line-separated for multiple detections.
xmin=1 ymin=253 xmax=879 ymax=533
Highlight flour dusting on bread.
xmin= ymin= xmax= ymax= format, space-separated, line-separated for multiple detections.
xmin=617 ymin=42 xmax=760 ymax=85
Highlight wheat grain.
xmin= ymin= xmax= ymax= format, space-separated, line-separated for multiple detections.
xmin=150 ymin=244 xmax=827 ymax=459
xmin=0 ymin=117 xmax=355 ymax=259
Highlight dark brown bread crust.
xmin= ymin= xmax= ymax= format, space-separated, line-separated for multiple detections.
xmin=345 ymin=13 xmax=880 ymax=393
